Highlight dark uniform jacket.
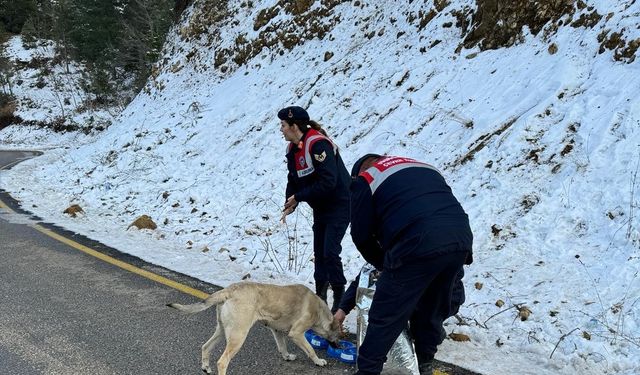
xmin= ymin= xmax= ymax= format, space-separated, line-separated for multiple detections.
xmin=350 ymin=156 xmax=473 ymax=270
xmin=339 ymin=264 xmax=466 ymax=315
xmin=285 ymin=129 xmax=350 ymax=222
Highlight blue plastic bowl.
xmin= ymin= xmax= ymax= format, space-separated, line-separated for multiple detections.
xmin=304 ymin=329 xmax=328 ymax=349
xmin=338 ymin=346 xmax=357 ymax=364
xmin=327 ymin=340 xmax=357 ymax=364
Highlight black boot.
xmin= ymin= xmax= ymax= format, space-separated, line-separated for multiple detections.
xmin=316 ymin=281 xmax=329 ymax=303
xmin=418 ymin=360 xmax=433 ymax=375
xmin=330 ymin=284 xmax=345 ymax=314
xmin=438 ymin=324 xmax=446 ymax=343
xmin=417 ymin=353 xmax=435 ymax=375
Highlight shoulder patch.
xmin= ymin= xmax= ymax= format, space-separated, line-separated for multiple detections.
xmin=314 ymin=151 xmax=327 ymax=162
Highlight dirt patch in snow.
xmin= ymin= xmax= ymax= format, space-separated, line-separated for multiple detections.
xmin=463 ymin=0 xmax=575 ymax=50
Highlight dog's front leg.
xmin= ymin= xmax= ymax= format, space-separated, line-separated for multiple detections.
xmin=288 ymin=331 xmax=327 ymax=367
xmin=269 ymin=328 xmax=297 ymax=361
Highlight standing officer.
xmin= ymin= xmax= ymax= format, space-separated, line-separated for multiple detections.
xmin=279 ymin=106 xmax=350 ymax=313
xmin=349 ymin=154 xmax=473 ymax=375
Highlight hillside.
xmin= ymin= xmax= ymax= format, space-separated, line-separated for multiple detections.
xmin=1 ymin=0 xmax=639 ymax=374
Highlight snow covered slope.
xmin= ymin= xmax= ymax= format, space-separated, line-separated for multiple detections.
xmin=0 ymin=37 xmax=116 ymax=137
xmin=1 ymin=0 xmax=639 ymax=373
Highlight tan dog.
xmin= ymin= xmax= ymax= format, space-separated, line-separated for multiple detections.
xmin=167 ymin=281 xmax=341 ymax=375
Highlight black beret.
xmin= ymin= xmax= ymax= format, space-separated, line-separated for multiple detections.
xmin=278 ymin=106 xmax=310 ymax=125
xmin=351 ymin=153 xmax=382 ymax=178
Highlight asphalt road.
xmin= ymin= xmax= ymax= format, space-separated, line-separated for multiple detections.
xmin=0 ymin=150 xmax=354 ymax=375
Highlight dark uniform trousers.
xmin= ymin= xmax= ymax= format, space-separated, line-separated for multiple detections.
xmin=312 ymin=219 xmax=349 ymax=287
xmin=356 ymin=250 xmax=468 ymax=374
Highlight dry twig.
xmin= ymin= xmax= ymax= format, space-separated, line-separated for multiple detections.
xmin=550 ymin=327 xmax=579 ymax=359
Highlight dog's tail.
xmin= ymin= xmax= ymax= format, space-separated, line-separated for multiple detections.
xmin=167 ymin=289 xmax=230 ymax=314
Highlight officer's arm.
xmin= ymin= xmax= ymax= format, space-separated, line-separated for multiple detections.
xmin=338 ymin=275 xmax=360 ymax=315
xmin=285 ymin=171 xmax=296 ymax=206
xmin=294 ymin=141 xmax=337 ymax=202
xmin=350 ymin=178 xmax=384 ymax=269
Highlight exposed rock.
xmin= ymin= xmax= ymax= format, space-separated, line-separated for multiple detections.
xmin=463 ymin=0 xmax=575 ymax=50
xmin=601 ymin=33 xmax=640 ymax=63
xmin=282 ymin=0 xmax=314 ymax=16
xmin=173 ymin=0 xmax=193 ymax=20
xmin=129 ymin=215 xmax=157 ymax=230
xmin=182 ymin=0 xmax=349 ymax=73
xmin=570 ymin=9 xmax=602 ymax=28
xmin=0 ymin=98 xmax=19 ymax=131
xmin=417 ymin=9 xmax=437 ymax=31
xmin=63 ymin=204 xmax=84 ymax=218
xmin=518 ymin=305 xmax=532 ymax=321
xmin=449 ymin=332 xmax=471 ymax=342
xmin=254 ymin=6 xmax=280 ymax=31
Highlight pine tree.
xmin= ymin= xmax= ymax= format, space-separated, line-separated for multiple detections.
xmin=21 ymin=18 xmax=38 ymax=49
xmin=49 ymin=0 xmax=77 ymax=73
xmin=1 ymin=0 xmax=177 ymax=103
xmin=29 ymin=0 xmax=56 ymax=40
xmin=0 ymin=0 xmax=37 ymax=34
xmin=66 ymin=0 xmax=121 ymax=64
xmin=117 ymin=0 xmax=174 ymax=88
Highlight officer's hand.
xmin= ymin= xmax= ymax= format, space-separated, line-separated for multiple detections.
xmin=281 ymin=196 xmax=298 ymax=223
xmin=334 ymin=308 xmax=346 ymax=324
xmin=280 ymin=207 xmax=293 ymax=223
xmin=284 ymin=195 xmax=297 ymax=210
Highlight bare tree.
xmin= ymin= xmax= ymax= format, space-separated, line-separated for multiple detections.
xmin=0 ymin=53 xmax=14 ymax=95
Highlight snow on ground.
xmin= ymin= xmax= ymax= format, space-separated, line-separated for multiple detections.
xmin=1 ymin=0 xmax=639 ymax=374
xmin=2 ymin=36 xmax=117 ymax=131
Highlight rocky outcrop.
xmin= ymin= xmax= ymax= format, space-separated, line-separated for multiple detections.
xmin=463 ymin=0 xmax=575 ymax=50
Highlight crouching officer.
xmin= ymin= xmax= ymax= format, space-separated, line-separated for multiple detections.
xmin=334 ymin=265 xmax=466 ymax=328
xmin=349 ymin=154 xmax=473 ymax=375
xmin=278 ymin=106 xmax=350 ymax=313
